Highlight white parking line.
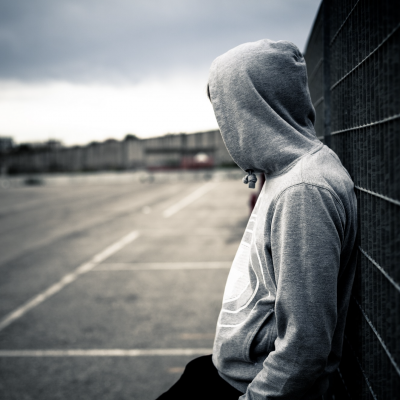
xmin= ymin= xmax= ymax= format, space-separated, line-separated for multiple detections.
xmin=163 ymin=182 xmax=216 ymax=218
xmin=0 ymin=349 xmax=212 ymax=357
xmin=0 ymin=230 xmax=140 ymax=332
xmin=94 ymin=262 xmax=231 ymax=271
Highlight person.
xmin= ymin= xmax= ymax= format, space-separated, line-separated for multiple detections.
xmin=156 ymin=39 xmax=357 ymax=400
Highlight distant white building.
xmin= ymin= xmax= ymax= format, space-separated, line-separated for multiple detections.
xmin=4 ymin=130 xmax=236 ymax=174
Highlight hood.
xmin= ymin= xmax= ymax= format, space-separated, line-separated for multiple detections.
xmin=208 ymin=39 xmax=321 ymax=175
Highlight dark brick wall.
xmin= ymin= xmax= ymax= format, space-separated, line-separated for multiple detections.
xmin=305 ymin=1 xmax=400 ymax=398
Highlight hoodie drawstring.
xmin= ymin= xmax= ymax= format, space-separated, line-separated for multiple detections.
xmin=243 ymin=170 xmax=257 ymax=189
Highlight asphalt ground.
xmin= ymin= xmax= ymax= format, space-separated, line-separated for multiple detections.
xmin=0 ymin=177 xmax=249 ymax=400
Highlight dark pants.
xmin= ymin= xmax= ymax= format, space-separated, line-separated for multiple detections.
xmin=156 ymin=355 xmax=243 ymax=400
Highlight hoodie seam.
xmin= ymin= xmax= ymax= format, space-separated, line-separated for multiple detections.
xmin=272 ymin=182 xmax=346 ymax=217
xmin=265 ymin=142 xmax=323 ymax=178
xmin=299 ymin=147 xmax=346 ymax=218
xmin=211 ymin=60 xmax=238 ymax=168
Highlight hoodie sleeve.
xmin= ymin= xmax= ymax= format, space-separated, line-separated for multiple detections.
xmin=240 ymin=183 xmax=345 ymax=400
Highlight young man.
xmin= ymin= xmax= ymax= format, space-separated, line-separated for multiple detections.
xmin=157 ymin=39 xmax=357 ymax=400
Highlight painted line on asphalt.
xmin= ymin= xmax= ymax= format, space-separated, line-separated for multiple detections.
xmin=93 ymin=262 xmax=231 ymax=271
xmin=0 ymin=349 xmax=212 ymax=357
xmin=163 ymin=182 xmax=216 ymax=218
xmin=0 ymin=230 xmax=140 ymax=332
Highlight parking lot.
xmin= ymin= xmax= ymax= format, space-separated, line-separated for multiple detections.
xmin=0 ymin=176 xmax=248 ymax=399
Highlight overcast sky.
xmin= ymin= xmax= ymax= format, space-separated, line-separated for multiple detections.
xmin=0 ymin=0 xmax=321 ymax=145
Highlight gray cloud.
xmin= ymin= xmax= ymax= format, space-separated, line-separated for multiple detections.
xmin=0 ymin=0 xmax=321 ymax=83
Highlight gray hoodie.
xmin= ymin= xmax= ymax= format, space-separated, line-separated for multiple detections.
xmin=208 ymin=39 xmax=358 ymax=399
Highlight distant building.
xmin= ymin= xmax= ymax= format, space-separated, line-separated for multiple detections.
xmin=0 ymin=137 xmax=13 ymax=154
xmin=15 ymin=139 xmax=63 ymax=152
xmin=3 ymin=130 xmax=236 ymax=174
